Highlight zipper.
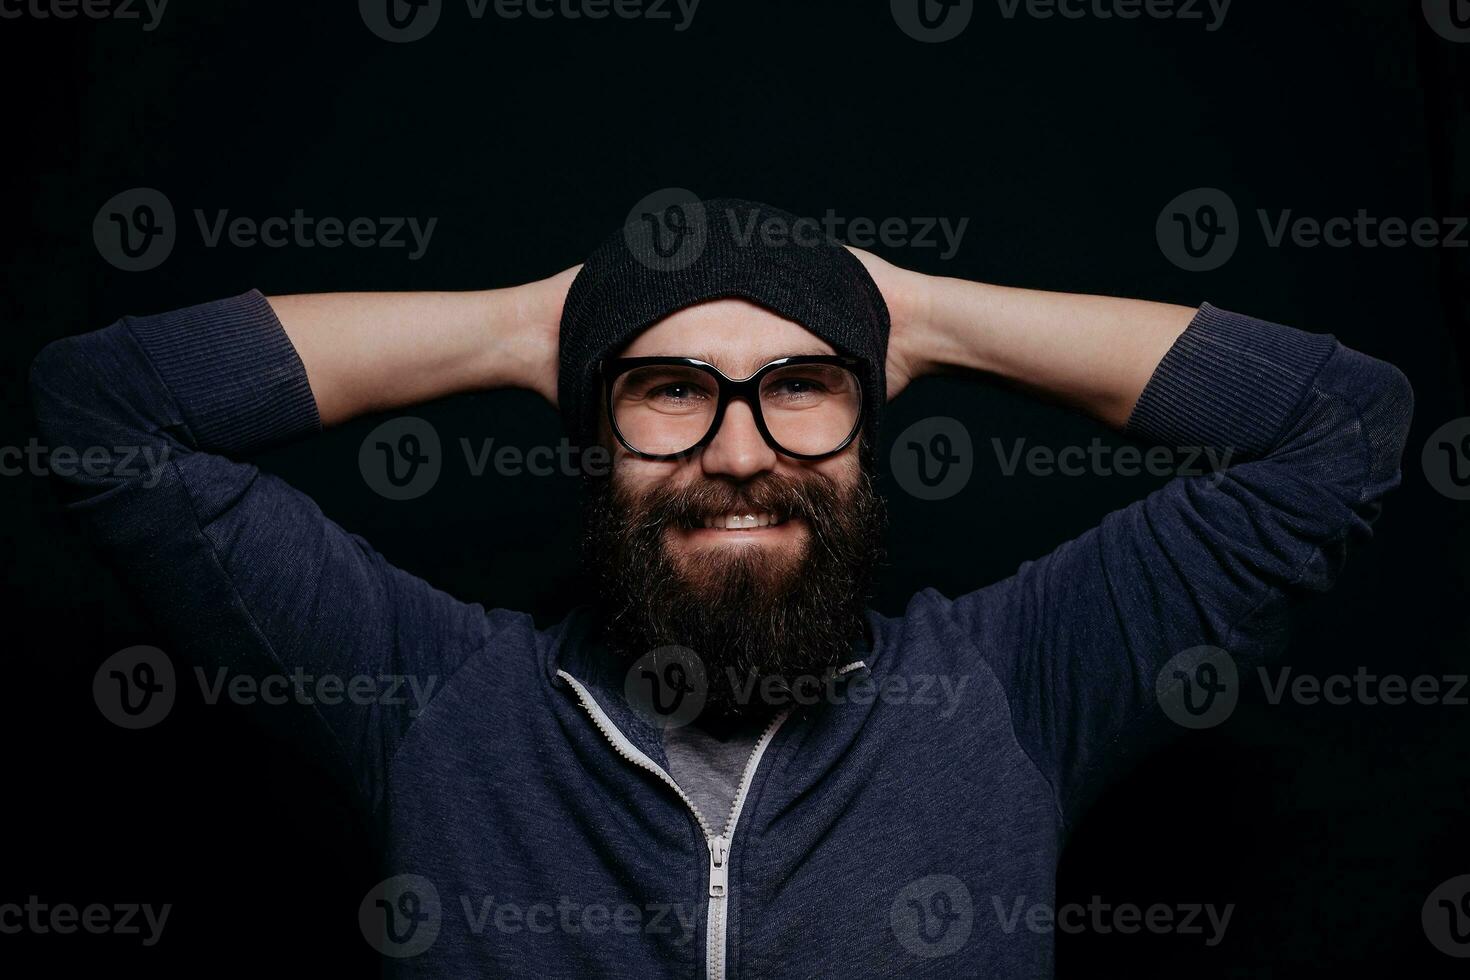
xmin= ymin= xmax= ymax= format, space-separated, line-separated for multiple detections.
xmin=557 ymin=669 xmax=789 ymax=980
xmin=705 ymin=707 xmax=789 ymax=980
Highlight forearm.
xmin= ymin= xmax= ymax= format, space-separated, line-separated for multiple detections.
xmin=268 ymin=267 xmax=572 ymax=426
xmin=918 ymin=277 xmax=1195 ymax=428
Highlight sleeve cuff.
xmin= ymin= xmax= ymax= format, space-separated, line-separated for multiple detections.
xmin=124 ymin=289 xmax=321 ymax=455
xmin=1123 ymin=303 xmax=1338 ymax=460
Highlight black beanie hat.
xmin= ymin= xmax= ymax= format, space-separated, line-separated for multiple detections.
xmin=558 ymin=196 xmax=890 ymax=459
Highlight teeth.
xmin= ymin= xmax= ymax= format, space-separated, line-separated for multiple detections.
xmin=700 ymin=512 xmax=784 ymax=530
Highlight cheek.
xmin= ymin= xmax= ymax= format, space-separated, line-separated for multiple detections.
xmin=609 ymin=448 xmax=691 ymax=495
xmin=812 ymin=445 xmax=861 ymax=488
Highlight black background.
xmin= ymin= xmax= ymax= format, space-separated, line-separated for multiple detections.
xmin=3 ymin=0 xmax=1468 ymax=975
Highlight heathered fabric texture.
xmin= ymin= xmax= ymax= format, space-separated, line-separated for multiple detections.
xmin=558 ymin=198 xmax=891 ymax=453
xmin=30 ymin=291 xmax=1413 ymax=977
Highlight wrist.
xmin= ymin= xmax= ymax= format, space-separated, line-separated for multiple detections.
xmin=909 ymin=273 xmax=991 ymax=377
xmin=498 ymin=278 xmax=563 ymax=404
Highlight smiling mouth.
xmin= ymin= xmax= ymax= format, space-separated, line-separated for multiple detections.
xmin=695 ymin=511 xmax=790 ymax=531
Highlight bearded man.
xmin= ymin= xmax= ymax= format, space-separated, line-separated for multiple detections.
xmin=30 ymin=198 xmax=1413 ymax=977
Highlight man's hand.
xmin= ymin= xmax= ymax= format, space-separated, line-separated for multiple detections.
xmin=846 ymin=245 xmax=935 ymax=402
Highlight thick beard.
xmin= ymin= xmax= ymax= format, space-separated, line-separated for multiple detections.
xmin=580 ymin=458 xmax=886 ymax=724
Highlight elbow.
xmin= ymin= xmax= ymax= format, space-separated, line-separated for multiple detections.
xmin=28 ymin=336 xmax=95 ymax=450
xmin=1358 ymin=357 xmax=1415 ymax=494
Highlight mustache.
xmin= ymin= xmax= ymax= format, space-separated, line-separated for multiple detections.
xmin=619 ymin=472 xmax=836 ymax=531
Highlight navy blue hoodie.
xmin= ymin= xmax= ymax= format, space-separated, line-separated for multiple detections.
xmin=28 ymin=291 xmax=1412 ymax=977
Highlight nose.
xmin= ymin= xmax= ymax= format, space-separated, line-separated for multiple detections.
xmin=699 ymin=398 xmax=778 ymax=480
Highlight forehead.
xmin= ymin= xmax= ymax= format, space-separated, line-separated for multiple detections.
xmin=619 ymin=298 xmax=835 ymax=377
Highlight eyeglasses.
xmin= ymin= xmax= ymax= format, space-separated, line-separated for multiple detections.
xmin=601 ymin=354 xmax=867 ymax=460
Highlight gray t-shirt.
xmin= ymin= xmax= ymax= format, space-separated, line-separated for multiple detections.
xmin=661 ymin=719 xmax=764 ymax=834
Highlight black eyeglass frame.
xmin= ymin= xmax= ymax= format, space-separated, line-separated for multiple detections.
xmin=599 ymin=354 xmax=869 ymax=461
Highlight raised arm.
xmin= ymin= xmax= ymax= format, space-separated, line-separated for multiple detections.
xmin=269 ymin=266 xmax=574 ymax=424
xmin=28 ymin=272 xmax=572 ymax=809
xmin=851 ymin=246 xmax=1194 ymax=423
xmin=859 ymin=250 xmax=1415 ymax=829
